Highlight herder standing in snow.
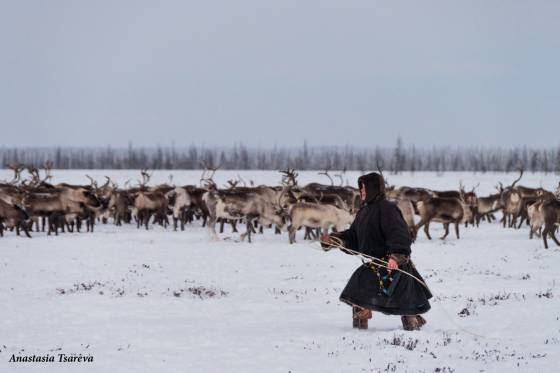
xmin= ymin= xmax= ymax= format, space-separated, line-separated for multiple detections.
xmin=321 ymin=172 xmax=432 ymax=331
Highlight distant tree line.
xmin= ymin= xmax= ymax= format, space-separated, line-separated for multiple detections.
xmin=1 ymin=140 xmax=560 ymax=173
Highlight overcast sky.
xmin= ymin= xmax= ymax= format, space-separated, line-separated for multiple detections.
xmin=1 ymin=1 xmax=559 ymax=148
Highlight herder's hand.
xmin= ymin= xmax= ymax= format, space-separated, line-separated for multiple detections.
xmin=387 ymin=258 xmax=399 ymax=271
xmin=320 ymin=234 xmax=333 ymax=251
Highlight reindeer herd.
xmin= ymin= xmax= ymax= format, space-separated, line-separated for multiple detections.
xmin=1 ymin=163 xmax=559 ymax=249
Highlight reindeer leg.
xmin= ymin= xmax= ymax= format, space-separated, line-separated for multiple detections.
xmin=206 ymin=214 xmax=219 ymax=241
xmin=455 ymin=222 xmax=460 ymax=239
xmin=542 ymin=226 xmax=550 ymax=249
xmin=424 ymin=221 xmax=432 ymax=240
xmin=440 ymin=223 xmax=449 ymax=240
xmin=550 ymin=228 xmax=560 ymax=247
xmin=246 ymin=220 xmax=252 ymax=243
xmin=517 ymin=216 xmax=525 ymax=229
xmin=288 ymin=225 xmax=296 ymax=244
xmin=22 ymin=224 xmax=31 ymax=238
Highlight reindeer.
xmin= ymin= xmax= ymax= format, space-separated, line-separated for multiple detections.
xmin=0 ymin=199 xmax=32 ymax=237
xmin=22 ymin=186 xmax=101 ymax=235
xmin=460 ymin=182 xmax=479 ymax=227
xmin=203 ymin=189 xmax=286 ymax=243
xmin=102 ymin=179 xmax=132 ymax=226
xmin=301 ymin=182 xmax=359 ymax=214
xmin=415 ymin=197 xmax=472 ymax=240
xmin=199 ymin=162 xmax=241 ymax=233
xmin=498 ymin=168 xmax=524 ymax=228
xmin=394 ymin=186 xmax=433 ymax=214
xmin=132 ymin=170 xmax=168 ymax=230
xmin=524 ymin=187 xmax=558 ymax=240
xmin=166 ymin=186 xmax=193 ymax=231
xmin=475 ymin=193 xmax=501 ymax=225
xmin=287 ymin=203 xmax=354 ymax=244
xmin=541 ymin=198 xmax=560 ymax=249
xmin=527 ymin=200 xmax=545 ymax=239
xmin=385 ymin=193 xmax=417 ymax=240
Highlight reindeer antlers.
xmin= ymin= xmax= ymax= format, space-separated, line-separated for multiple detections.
xmin=511 ymin=167 xmax=524 ymax=188
xmin=7 ymin=163 xmax=24 ymax=184
xmin=334 ymin=166 xmax=347 ymax=186
xmin=471 ymin=182 xmax=480 ymax=193
xmin=43 ymin=160 xmax=53 ymax=181
xmin=318 ymin=169 xmax=334 ymax=186
xmin=140 ymin=169 xmax=152 ymax=185
xmin=280 ymin=168 xmax=298 ymax=186
xmin=225 ymin=178 xmax=239 ymax=189
xmin=376 ymin=160 xmax=385 ymax=177
xmin=200 ymin=161 xmax=220 ymax=188
xmin=85 ymin=174 xmax=98 ymax=189
xmin=27 ymin=166 xmax=41 ymax=186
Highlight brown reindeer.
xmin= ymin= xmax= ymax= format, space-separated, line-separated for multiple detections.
xmin=541 ymin=198 xmax=560 ymax=249
xmin=498 ymin=168 xmax=524 ymax=228
xmin=415 ymin=197 xmax=472 ymax=240
xmin=460 ymin=182 xmax=479 ymax=227
xmin=475 ymin=193 xmax=501 ymax=225
xmin=132 ymin=170 xmax=169 ymax=230
xmin=0 ymin=199 xmax=31 ymax=237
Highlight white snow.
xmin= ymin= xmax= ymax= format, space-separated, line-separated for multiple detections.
xmin=1 ymin=171 xmax=559 ymax=372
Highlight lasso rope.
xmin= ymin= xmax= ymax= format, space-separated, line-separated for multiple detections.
xmin=325 ymin=236 xmax=430 ymax=290
xmin=312 ymin=235 xmax=500 ymax=340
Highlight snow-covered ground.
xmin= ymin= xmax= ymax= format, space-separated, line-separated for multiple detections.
xmin=1 ymin=171 xmax=560 ymax=372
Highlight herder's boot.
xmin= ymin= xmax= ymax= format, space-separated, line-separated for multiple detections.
xmin=352 ymin=306 xmax=372 ymax=329
xmin=401 ymin=315 xmax=420 ymax=331
xmin=416 ymin=315 xmax=427 ymax=328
